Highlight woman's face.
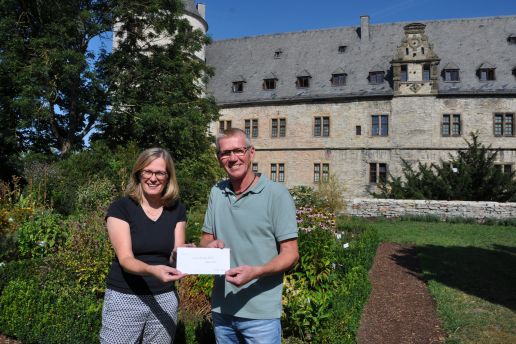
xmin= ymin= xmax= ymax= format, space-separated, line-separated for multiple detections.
xmin=139 ymin=157 xmax=168 ymax=199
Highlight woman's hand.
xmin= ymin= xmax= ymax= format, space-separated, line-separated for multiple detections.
xmin=149 ymin=264 xmax=186 ymax=282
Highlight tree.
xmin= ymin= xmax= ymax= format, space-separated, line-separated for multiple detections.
xmin=376 ymin=133 xmax=516 ymax=202
xmin=96 ymin=0 xmax=219 ymax=163
xmin=0 ymin=0 xmax=113 ymax=156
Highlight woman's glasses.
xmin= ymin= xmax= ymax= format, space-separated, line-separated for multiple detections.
xmin=140 ymin=170 xmax=168 ymax=180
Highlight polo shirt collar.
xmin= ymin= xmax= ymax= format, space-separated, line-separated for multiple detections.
xmin=223 ymin=173 xmax=266 ymax=196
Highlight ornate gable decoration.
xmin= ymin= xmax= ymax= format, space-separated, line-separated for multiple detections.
xmin=391 ymin=23 xmax=441 ymax=96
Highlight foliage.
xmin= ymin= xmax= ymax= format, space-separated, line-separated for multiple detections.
xmin=96 ymin=0 xmax=220 ymax=163
xmin=376 ymin=133 xmax=516 ymax=202
xmin=0 ymin=277 xmax=102 ymax=344
xmin=296 ymin=207 xmax=336 ymax=234
xmin=283 ymin=221 xmax=379 ymax=343
xmin=315 ymin=174 xmax=347 ymax=213
xmin=0 ymin=0 xmax=112 ymax=155
xmin=290 ymin=186 xmax=326 ymax=209
xmin=16 ymin=210 xmax=67 ymax=259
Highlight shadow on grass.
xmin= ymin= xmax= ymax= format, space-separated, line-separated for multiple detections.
xmin=391 ymin=245 xmax=516 ymax=311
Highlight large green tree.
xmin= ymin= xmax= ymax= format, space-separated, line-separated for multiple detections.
xmin=0 ymin=0 xmax=112 ymax=156
xmin=376 ymin=133 xmax=516 ymax=202
xmin=96 ymin=0 xmax=219 ymax=163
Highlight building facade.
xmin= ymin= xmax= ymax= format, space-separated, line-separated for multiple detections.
xmin=205 ymin=15 xmax=516 ymax=198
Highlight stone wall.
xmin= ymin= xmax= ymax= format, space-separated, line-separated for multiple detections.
xmin=346 ymin=198 xmax=516 ymax=220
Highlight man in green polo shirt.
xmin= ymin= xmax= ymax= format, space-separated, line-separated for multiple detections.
xmin=200 ymin=128 xmax=299 ymax=344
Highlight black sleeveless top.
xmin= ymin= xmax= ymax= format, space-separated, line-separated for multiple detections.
xmin=105 ymin=197 xmax=186 ymax=295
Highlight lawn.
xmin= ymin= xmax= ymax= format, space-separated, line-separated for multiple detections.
xmin=348 ymin=218 xmax=516 ymax=344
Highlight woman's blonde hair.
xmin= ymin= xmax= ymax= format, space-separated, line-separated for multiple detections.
xmin=125 ymin=148 xmax=179 ymax=207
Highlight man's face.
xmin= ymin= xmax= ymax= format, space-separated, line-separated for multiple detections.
xmin=217 ymin=134 xmax=255 ymax=181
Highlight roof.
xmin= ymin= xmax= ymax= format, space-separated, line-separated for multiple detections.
xmin=182 ymin=0 xmax=201 ymax=17
xmin=205 ymin=16 xmax=516 ymax=106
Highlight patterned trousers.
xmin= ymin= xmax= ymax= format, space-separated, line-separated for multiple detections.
xmin=100 ymin=288 xmax=179 ymax=344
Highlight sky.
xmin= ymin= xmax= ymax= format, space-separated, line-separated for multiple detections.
xmin=200 ymin=0 xmax=516 ymax=40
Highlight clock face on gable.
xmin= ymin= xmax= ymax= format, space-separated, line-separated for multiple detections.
xmin=410 ymin=38 xmax=421 ymax=48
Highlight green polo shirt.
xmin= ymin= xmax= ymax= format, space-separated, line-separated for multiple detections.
xmin=202 ymin=174 xmax=298 ymax=319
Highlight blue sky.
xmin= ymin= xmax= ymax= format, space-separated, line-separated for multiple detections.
xmin=201 ymin=0 xmax=516 ymax=40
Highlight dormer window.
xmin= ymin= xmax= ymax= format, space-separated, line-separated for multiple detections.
xmin=232 ymin=81 xmax=244 ymax=93
xmin=338 ymin=45 xmax=347 ymax=53
xmin=369 ymin=71 xmax=385 ymax=84
xmin=512 ymin=67 xmax=516 ymax=78
xmin=296 ymin=76 xmax=310 ymax=88
xmin=263 ymin=78 xmax=277 ymax=90
xmin=296 ymin=70 xmax=311 ymax=89
xmin=443 ymin=69 xmax=460 ymax=82
xmin=478 ymin=63 xmax=496 ymax=81
xmin=331 ymin=73 xmax=347 ymax=86
xmin=508 ymin=35 xmax=516 ymax=45
xmin=442 ymin=63 xmax=460 ymax=82
xmin=274 ymin=49 xmax=283 ymax=59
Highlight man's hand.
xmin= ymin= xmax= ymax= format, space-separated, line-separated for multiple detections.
xmin=225 ymin=265 xmax=261 ymax=287
xmin=200 ymin=233 xmax=225 ymax=248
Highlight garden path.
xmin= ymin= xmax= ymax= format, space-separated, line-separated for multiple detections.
xmin=358 ymin=242 xmax=446 ymax=344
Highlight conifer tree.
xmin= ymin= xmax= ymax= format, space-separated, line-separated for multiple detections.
xmin=376 ymin=133 xmax=516 ymax=202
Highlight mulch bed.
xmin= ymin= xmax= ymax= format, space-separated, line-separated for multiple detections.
xmin=358 ymin=242 xmax=446 ymax=344
xmin=0 ymin=335 xmax=21 ymax=344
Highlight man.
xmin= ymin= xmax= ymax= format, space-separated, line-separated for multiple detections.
xmin=200 ymin=128 xmax=299 ymax=343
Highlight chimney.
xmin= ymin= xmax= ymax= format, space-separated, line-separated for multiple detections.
xmin=197 ymin=3 xmax=206 ymax=19
xmin=360 ymin=15 xmax=370 ymax=42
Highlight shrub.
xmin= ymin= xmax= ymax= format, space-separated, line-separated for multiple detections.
xmin=296 ymin=207 xmax=336 ymax=234
xmin=16 ymin=210 xmax=67 ymax=259
xmin=282 ymin=221 xmax=379 ymax=343
xmin=0 ymin=278 xmax=102 ymax=344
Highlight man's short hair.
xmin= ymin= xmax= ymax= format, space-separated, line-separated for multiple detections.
xmin=216 ymin=128 xmax=252 ymax=153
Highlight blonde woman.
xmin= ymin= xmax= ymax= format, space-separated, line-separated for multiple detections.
xmin=100 ymin=148 xmax=187 ymax=343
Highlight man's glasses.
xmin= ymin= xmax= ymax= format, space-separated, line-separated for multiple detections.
xmin=140 ymin=170 xmax=168 ymax=180
xmin=218 ymin=146 xmax=251 ymax=159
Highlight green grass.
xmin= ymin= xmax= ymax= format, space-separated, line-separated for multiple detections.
xmin=343 ymin=218 xmax=516 ymax=344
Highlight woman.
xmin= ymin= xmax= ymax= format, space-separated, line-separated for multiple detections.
xmin=100 ymin=148 xmax=187 ymax=343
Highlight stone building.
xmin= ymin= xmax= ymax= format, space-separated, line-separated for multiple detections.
xmin=205 ymin=14 xmax=516 ymax=198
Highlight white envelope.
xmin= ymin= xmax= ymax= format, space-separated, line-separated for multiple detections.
xmin=176 ymin=247 xmax=230 ymax=275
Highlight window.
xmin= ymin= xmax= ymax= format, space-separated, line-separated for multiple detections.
xmin=331 ymin=73 xmax=347 ymax=86
xmin=423 ymin=64 xmax=431 ymax=81
xmin=371 ymin=115 xmax=388 ymax=136
xmin=296 ymin=76 xmax=310 ymax=88
xmin=442 ymin=114 xmax=461 ymax=137
xmin=252 ymin=119 xmax=258 ymax=138
xmin=494 ymin=113 xmax=514 ymax=137
xmin=219 ymin=120 xmax=232 ymax=134
xmin=356 ymin=125 xmax=362 ymax=136
xmin=314 ymin=163 xmax=330 ymax=183
xmin=232 ymin=81 xmax=244 ymax=93
xmin=263 ymin=78 xmax=277 ymax=90
xmin=443 ymin=69 xmax=460 ymax=82
xmin=369 ymin=163 xmax=388 ymax=184
xmin=274 ymin=49 xmax=283 ymax=59
xmin=338 ymin=45 xmax=347 ymax=53
xmin=479 ymin=68 xmax=495 ymax=81
xmin=369 ymin=71 xmax=385 ymax=84
xmin=252 ymin=163 xmax=259 ymax=173
xmin=314 ymin=116 xmax=330 ymax=137
xmin=508 ymin=35 xmax=516 ymax=45
xmin=495 ymin=164 xmax=513 ymax=175
xmin=270 ymin=163 xmax=285 ymax=182
xmin=400 ymin=65 xmax=408 ymax=82
xmin=271 ymin=118 xmax=286 ymax=137
xmin=244 ymin=119 xmax=258 ymax=138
